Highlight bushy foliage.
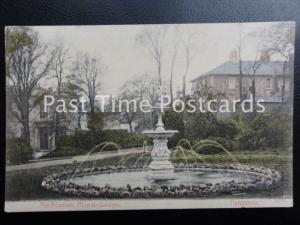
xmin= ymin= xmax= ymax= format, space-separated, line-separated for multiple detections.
xmin=53 ymin=111 xmax=292 ymax=158
xmin=162 ymin=110 xmax=185 ymax=148
xmin=53 ymin=129 xmax=149 ymax=157
xmin=163 ymin=107 xmax=292 ymax=152
xmin=6 ymin=138 xmax=33 ymax=164
xmin=234 ymin=113 xmax=292 ymax=150
xmin=185 ymin=112 xmax=216 ymax=140
xmin=192 ymin=139 xmax=229 ymax=155
xmin=87 ymin=112 xmax=104 ymax=133
xmin=196 ymin=137 xmax=235 ymax=154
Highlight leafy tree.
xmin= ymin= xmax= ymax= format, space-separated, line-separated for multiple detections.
xmin=5 ymin=27 xmax=53 ymax=144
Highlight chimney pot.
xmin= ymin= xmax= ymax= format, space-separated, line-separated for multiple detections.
xmin=229 ymin=50 xmax=238 ymax=63
xmin=260 ymin=49 xmax=270 ymax=62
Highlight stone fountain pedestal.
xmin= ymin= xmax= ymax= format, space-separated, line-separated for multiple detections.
xmin=143 ymin=130 xmax=178 ymax=180
xmin=143 ymin=108 xmax=178 ymax=181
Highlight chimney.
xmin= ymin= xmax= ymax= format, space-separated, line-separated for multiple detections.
xmin=259 ymin=49 xmax=270 ymax=62
xmin=229 ymin=50 xmax=238 ymax=63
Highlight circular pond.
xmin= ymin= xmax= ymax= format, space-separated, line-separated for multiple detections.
xmin=69 ymin=169 xmax=261 ymax=188
xmin=41 ymin=164 xmax=281 ymax=198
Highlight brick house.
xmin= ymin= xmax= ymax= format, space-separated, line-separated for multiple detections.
xmin=190 ymin=51 xmax=293 ymax=104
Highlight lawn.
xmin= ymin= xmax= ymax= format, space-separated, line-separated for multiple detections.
xmin=5 ymin=151 xmax=292 ymax=201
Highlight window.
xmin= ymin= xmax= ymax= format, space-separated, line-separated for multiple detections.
xmin=266 ymin=78 xmax=271 ymax=89
xmin=229 ymin=77 xmax=236 ymax=89
xmin=219 ymin=81 xmax=225 ymax=92
xmin=40 ymin=103 xmax=48 ymax=119
xmin=39 ymin=127 xmax=49 ymax=150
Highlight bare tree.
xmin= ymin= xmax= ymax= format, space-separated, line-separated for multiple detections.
xmin=245 ymin=44 xmax=266 ymax=115
xmin=69 ymin=52 xmax=105 ymax=114
xmin=124 ymin=74 xmax=150 ymax=100
xmin=236 ymin=24 xmax=246 ymax=101
xmin=169 ymin=27 xmax=180 ymax=105
xmin=147 ymin=76 xmax=161 ymax=106
xmin=118 ymin=85 xmax=138 ymax=133
xmin=136 ymin=26 xmax=168 ymax=86
xmin=137 ymin=25 xmax=199 ymax=104
xmin=50 ymin=39 xmax=70 ymax=137
xmin=249 ymin=47 xmax=263 ymax=105
xmin=51 ymin=40 xmax=69 ymax=97
xmin=265 ymin=22 xmax=295 ymax=103
xmin=177 ymin=27 xmax=199 ymax=100
xmin=118 ymin=74 xmax=159 ymax=132
xmin=5 ymin=27 xmax=53 ymax=144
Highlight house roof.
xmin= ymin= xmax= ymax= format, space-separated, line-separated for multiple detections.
xmin=191 ymin=60 xmax=293 ymax=82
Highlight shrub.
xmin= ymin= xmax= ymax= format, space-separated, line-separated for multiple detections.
xmin=236 ymin=129 xmax=261 ymax=150
xmin=185 ymin=111 xmax=217 ymax=141
xmin=87 ymin=112 xmax=104 ymax=133
xmin=6 ymin=138 xmax=33 ymax=164
xmin=214 ymin=119 xmax=239 ymax=139
xmin=193 ymin=138 xmax=229 ymax=155
xmin=251 ymin=113 xmax=292 ymax=149
xmin=122 ymin=133 xmax=147 ymax=149
xmin=163 ymin=110 xmax=185 ymax=148
xmin=43 ymin=146 xmax=86 ymax=158
xmin=185 ymin=112 xmax=238 ymax=140
xmin=53 ymin=129 xmax=149 ymax=157
xmin=234 ymin=113 xmax=293 ymax=150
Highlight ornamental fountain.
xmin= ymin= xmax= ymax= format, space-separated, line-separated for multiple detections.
xmin=143 ymin=94 xmax=178 ymax=181
xmin=41 ymin=88 xmax=282 ymax=198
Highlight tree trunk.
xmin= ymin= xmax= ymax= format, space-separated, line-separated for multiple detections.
xmin=239 ymin=74 xmax=243 ymax=101
xmin=238 ymin=45 xmax=243 ymax=101
xmin=281 ymin=61 xmax=287 ymax=103
xmin=182 ymin=75 xmax=186 ymax=100
xmin=90 ymin=99 xmax=95 ymax=114
xmin=158 ymin=63 xmax=162 ymax=86
xmin=22 ymin=113 xmax=31 ymax=144
xmin=129 ymin=121 xmax=133 ymax=133
xmin=252 ymin=79 xmax=256 ymax=103
xmin=252 ymin=78 xmax=256 ymax=116
xmin=170 ymin=74 xmax=173 ymax=106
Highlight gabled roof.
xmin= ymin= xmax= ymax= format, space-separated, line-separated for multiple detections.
xmin=191 ymin=60 xmax=293 ymax=82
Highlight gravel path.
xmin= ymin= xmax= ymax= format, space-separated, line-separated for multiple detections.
xmin=6 ymin=147 xmax=146 ymax=172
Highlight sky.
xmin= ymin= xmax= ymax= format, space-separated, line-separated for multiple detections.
xmin=31 ymin=22 xmax=292 ymax=96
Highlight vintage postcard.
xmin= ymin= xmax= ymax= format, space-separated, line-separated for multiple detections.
xmin=5 ymin=22 xmax=294 ymax=211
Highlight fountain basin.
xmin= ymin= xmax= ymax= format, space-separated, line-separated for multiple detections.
xmin=142 ymin=130 xmax=178 ymax=138
xmin=69 ymin=169 xmax=261 ymax=187
xmin=41 ymin=164 xmax=281 ymax=198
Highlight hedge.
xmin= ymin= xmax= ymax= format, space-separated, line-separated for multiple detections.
xmin=48 ymin=130 xmax=150 ymax=158
xmin=6 ymin=138 xmax=33 ymax=164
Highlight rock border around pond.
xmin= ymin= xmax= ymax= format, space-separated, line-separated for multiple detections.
xmin=41 ymin=163 xmax=281 ymax=198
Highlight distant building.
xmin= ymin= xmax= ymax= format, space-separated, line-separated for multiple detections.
xmin=190 ymin=50 xmax=293 ymax=104
xmin=6 ymin=85 xmax=143 ymax=158
xmin=6 ymin=83 xmax=83 ymax=158
xmin=6 ymin=86 xmax=57 ymax=158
